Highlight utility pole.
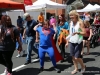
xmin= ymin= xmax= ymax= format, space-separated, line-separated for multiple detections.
xmin=62 ymin=0 xmax=66 ymax=16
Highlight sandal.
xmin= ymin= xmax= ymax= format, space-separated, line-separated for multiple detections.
xmin=81 ymin=52 xmax=85 ymax=56
xmin=85 ymin=53 xmax=90 ymax=55
xmin=71 ymin=70 xmax=78 ymax=74
xmin=81 ymin=65 xmax=86 ymax=73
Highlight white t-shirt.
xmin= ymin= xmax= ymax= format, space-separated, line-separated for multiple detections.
xmin=66 ymin=21 xmax=83 ymax=44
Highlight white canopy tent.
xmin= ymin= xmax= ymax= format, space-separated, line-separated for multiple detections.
xmin=77 ymin=4 xmax=100 ymax=12
xmin=93 ymin=4 xmax=100 ymax=12
xmin=94 ymin=4 xmax=100 ymax=8
xmin=12 ymin=0 xmax=67 ymax=19
xmin=77 ymin=3 xmax=95 ymax=12
xmin=13 ymin=6 xmax=44 ymax=16
xmin=26 ymin=0 xmax=67 ymax=19
xmin=28 ymin=0 xmax=66 ymax=9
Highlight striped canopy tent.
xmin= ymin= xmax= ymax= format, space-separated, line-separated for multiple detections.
xmin=0 ymin=0 xmax=25 ymax=12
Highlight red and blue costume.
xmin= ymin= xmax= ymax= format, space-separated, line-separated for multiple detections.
xmin=36 ymin=26 xmax=63 ymax=68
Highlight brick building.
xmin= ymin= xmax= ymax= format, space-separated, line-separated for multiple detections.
xmin=83 ymin=0 xmax=100 ymax=5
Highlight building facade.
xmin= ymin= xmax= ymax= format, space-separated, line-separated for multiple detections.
xmin=83 ymin=0 xmax=100 ymax=5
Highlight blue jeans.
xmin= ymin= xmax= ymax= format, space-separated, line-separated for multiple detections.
xmin=26 ymin=36 xmax=38 ymax=62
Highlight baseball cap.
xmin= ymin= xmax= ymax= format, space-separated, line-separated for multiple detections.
xmin=23 ymin=13 xmax=30 ymax=20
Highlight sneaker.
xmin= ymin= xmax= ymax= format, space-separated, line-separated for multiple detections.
xmin=7 ymin=73 xmax=12 ymax=75
xmin=60 ymin=60 xmax=65 ymax=63
xmin=38 ymin=67 xmax=44 ymax=73
xmin=4 ymin=67 xmax=8 ymax=75
xmin=54 ymin=67 xmax=61 ymax=73
xmin=16 ymin=54 xmax=21 ymax=58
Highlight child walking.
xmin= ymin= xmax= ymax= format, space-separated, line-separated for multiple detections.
xmin=16 ymin=27 xmax=25 ymax=57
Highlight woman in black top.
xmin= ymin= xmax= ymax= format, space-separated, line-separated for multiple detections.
xmin=0 ymin=16 xmax=22 ymax=75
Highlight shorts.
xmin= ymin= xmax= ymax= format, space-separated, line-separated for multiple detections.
xmin=70 ymin=42 xmax=83 ymax=58
xmin=16 ymin=42 xmax=22 ymax=50
xmin=83 ymin=37 xmax=89 ymax=40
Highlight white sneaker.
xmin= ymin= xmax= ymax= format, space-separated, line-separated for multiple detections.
xmin=4 ymin=67 xmax=8 ymax=75
xmin=16 ymin=54 xmax=21 ymax=58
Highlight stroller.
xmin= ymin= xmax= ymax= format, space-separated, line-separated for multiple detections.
xmin=90 ymin=24 xmax=100 ymax=48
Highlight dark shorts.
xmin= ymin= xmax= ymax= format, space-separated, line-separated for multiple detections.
xmin=83 ymin=37 xmax=89 ymax=40
xmin=70 ymin=42 xmax=83 ymax=58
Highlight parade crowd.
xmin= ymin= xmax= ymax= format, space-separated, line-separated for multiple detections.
xmin=0 ymin=10 xmax=100 ymax=75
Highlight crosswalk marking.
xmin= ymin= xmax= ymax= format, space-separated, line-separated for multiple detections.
xmin=0 ymin=59 xmax=39 ymax=75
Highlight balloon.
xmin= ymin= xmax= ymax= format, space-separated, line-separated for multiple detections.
xmin=50 ymin=18 xmax=56 ymax=25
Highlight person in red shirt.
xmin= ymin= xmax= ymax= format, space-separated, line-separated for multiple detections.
xmin=81 ymin=20 xmax=93 ymax=55
xmin=94 ymin=16 xmax=100 ymax=24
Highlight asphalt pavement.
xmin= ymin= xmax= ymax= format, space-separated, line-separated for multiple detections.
xmin=0 ymin=44 xmax=100 ymax=75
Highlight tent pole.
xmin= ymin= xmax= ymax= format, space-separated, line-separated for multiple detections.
xmin=55 ymin=0 xmax=58 ymax=19
xmin=20 ymin=11 xmax=21 ymax=16
xmin=45 ymin=7 xmax=47 ymax=20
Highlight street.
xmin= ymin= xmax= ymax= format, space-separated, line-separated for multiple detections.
xmin=0 ymin=44 xmax=100 ymax=75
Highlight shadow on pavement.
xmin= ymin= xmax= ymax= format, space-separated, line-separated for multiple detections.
xmin=89 ymin=52 xmax=100 ymax=57
xmin=32 ymin=55 xmax=73 ymax=64
xmin=44 ymin=64 xmax=72 ymax=72
xmin=83 ymin=58 xmax=95 ymax=63
xmin=13 ymin=68 xmax=39 ymax=75
xmin=22 ymin=54 xmax=35 ymax=57
xmin=82 ymin=67 xmax=100 ymax=75
xmin=66 ymin=56 xmax=73 ymax=64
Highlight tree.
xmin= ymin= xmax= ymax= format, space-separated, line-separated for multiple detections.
xmin=66 ymin=0 xmax=76 ymax=5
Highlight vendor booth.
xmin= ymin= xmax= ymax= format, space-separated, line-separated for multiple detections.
xmin=0 ymin=0 xmax=25 ymax=12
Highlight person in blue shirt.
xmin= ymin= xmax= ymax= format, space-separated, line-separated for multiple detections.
xmin=23 ymin=13 xmax=39 ymax=65
xmin=56 ymin=14 xmax=69 ymax=63
xmin=34 ymin=20 xmax=61 ymax=73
